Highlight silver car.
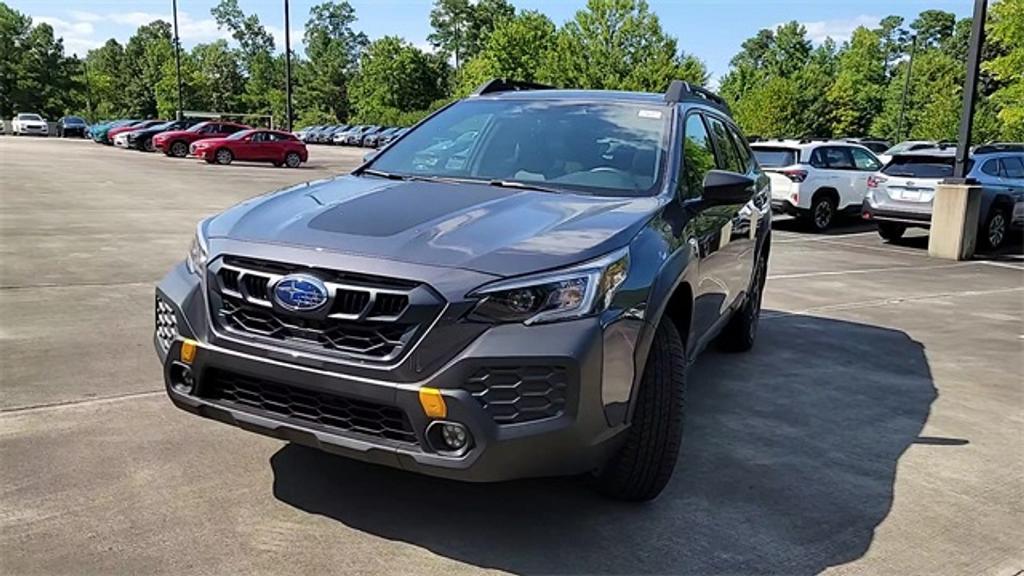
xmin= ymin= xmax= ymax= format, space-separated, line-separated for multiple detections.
xmin=862 ymin=144 xmax=1024 ymax=250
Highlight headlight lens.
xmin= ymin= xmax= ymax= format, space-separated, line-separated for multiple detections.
xmin=185 ymin=226 xmax=208 ymax=275
xmin=469 ymin=247 xmax=629 ymax=325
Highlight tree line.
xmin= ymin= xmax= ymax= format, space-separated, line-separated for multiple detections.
xmin=0 ymin=0 xmax=1020 ymax=142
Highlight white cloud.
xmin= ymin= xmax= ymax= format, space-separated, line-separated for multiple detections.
xmin=104 ymin=10 xmax=229 ymax=43
xmin=69 ymin=10 xmax=102 ymax=23
xmin=266 ymin=25 xmax=305 ymax=49
xmin=37 ymin=16 xmax=101 ymax=56
xmin=796 ymin=15 xmax=880 ymax=45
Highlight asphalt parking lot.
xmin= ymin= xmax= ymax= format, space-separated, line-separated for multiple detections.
xmin=2 ymin=136 xmax=1022 ymax=575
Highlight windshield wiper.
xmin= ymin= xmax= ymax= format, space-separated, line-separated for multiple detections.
xmin=360 ymin=168 xmax=406 ymax=180
xmin=488 ymin=179 xmax=564 ymax=194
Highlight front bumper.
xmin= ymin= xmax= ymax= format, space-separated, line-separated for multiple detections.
xmin=113 ymin=134 xmax=130 ymax=148
xmin=18 ymin=125 xmax=48 ymax=135
xmin=154 ymin=260 xmax=637 ymax=482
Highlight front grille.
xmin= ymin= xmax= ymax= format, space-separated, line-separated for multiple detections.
xmin=464 ymin=366 xmax=568 ymax=424
xmin=155 ymin=296 xmax=178 ymax=352
xmin=208 ymin=256 xmax=441 ymax=362
xmin=201 ymin=369 xmax=418 ymax=445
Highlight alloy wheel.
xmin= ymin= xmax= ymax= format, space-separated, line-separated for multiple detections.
xmin=814 ymin=200 xmax=833 ymax=230
xmin=171 ymin=142 xmax=188 ymax=157
xmin=216 ymin=149 xmax=232 ymax=165
xmin=285 ymin=153 xmax=301 ymax=168
xmin=988 ymin=212 xmax=1006 ymax=249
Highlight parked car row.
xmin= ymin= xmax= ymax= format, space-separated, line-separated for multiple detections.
xmin=294 ymin=123 xmax=409 ymax=148
xmin=751 ymin=138 xmax=1024 ymax=250
xmin=85 ymin=117 xmax=309 ymax=168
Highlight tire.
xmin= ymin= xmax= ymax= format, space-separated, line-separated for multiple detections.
xmin=807 ymin=194 xmax=837 ymax=232
xmin=877 ymin=222 xmax=906 ymax=242
xmin=143 ymin=138 xmax=156 ymax=153
xmin=719 ymin=246 xmax=768 ymax=352
xmin=284 ymin=152 xmax=302 ymax=168
xmin=592 ymin=319 xmax=686 ymax=501
xmin=978 ymin=205 xmax=1010 ymax=252
xmin=214 ymin=148 xmax=233 ymax=165
xmin=169 ymin=140 xmax=189 ymax=158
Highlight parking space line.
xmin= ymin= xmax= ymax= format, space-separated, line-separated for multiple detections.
xmin=981 ymin=260 xmax=1024 ymax=271
xmin=763 ymin=286 xmax=1024 ymax=319
xmin=0 ymin=390 xmax=164 ymax=416
xmin=810 ymin=237 xmax=934 ymax=258
xmin=772 ymin=231 xmax=876 ymax=244
xmin=768 ymin=261 xmax=975 ymax=281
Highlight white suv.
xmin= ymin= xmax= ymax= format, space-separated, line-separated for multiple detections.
xmin=751 ymin=139 xmax=882 ymax=231
xmin=12 ymin=113 xmax=49 ymax=136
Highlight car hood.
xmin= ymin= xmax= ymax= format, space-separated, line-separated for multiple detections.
xmin=205 ymin=175 xmax=663 ymax=276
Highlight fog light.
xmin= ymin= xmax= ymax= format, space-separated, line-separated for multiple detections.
xmin=169 ymin=362 xmax=194 ymax=395
xmin=441 ymin=423 xmax=468 ymax=450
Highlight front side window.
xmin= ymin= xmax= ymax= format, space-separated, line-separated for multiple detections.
xmin=850 ymin=148 xmax=882 ymax=171
xmin=366 ymin=99 xmax=671 ymax=197
xmin=681 ymin=114 xmax=717 ymax=199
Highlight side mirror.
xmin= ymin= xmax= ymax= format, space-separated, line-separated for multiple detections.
xmin=702 ymin=170 xmax=754 ymax=206
xmin=363 ymin=150 xmax=378 ymax=163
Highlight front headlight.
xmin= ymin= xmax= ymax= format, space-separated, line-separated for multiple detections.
xmin=185 ymin=224 xmax=208 ymax=275
xmin=469 ymin=247 xmax=630 ymax=325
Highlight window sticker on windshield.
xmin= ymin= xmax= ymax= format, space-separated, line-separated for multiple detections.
xmin=638 ymin=110 xmax=663 ymax=120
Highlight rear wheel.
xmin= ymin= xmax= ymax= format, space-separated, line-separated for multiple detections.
xmin=719 ymin=246 xmax=768 ymax=352
xmin=592 ymin=319 xmax=686 ymax=501
xmin=807 ymin=194 xmax=837 ymax=232
xmin=978 ymin=206 xmax=1009 ymax=252
xmin=169 ymin=140 xmax=188 ymax=158
xmin=877 ymin=222 xmax=906 ymax=242
xmin=215 ymin=148 xmax=233 ymax=165
xmin=284 ymin=152 xmax=302 ymax=168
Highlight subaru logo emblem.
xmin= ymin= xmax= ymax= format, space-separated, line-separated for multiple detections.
xmin=273 ymin=274 xmax=329 ymax=312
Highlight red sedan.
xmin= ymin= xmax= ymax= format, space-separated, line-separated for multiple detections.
xmin=190 ymin=129 xmax=308 ymax=168
xmin=153 ymin=121 xmax=250 ymax=158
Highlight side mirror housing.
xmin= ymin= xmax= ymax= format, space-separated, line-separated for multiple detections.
xmin=702 ymin=170 xmax=754 ymax=206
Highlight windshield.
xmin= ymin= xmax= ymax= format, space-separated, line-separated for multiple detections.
xmin=149 ymin=121 xmax=175 ymax=130
xmin=752 ymin=147 xmax=799 ymax=167
xmin=227 ymin=129 xmax=254 ymax=140
xmin=65 ymin=116 xmax=85 ymax=124
xmin=187 ymin=122 xmax=211 ymax=133
xmin=366 ymin=99 xmax=671 ymax=197
xmin=882 ymin=155 xmax=956 ymax=179
xmin=18 ymin=114 xmax=42 ymax=121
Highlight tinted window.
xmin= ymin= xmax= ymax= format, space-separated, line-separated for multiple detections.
xmin=1001 ymin=157 xmax=1024 ymax=179
xmin=813 ymin=146 xmax=856 ymax=170
xmin=728 ymin=127 xmax=753 ymax=172
xmin=369 ymin=99 xmax=670 ymax=197
xmin=752 ymin=147 xmax=798 ymax=168
xmin=882 ymin=155 xmax=954 ymax=179
xmin=681 ymin=114 xmax=717 ymax=199
xmin=221 ymin=124 xmax=245 ymax=134
xmin=706 ymin=116 xmax=744 ymax=173
xmin=850 ymin=148 xmax=882 ymax=171
xmin=981 ymin=159 xmax=1002 ymax=177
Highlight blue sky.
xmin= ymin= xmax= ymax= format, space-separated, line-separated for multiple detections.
xmin=10 ymin=0 xmax=971 ymax=83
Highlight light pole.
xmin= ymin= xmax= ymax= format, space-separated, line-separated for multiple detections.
xmin=951 ymin=0 xmax=988 ymax=181
xmin=284 ymin=0 xmax=293 ymax=132
xmin=172 ymin=0 xmax=183 ymax=120
xmin=896 ymin=35 xmax=917 ymax=143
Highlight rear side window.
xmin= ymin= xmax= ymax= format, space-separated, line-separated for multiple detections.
xmin=752 ymin=147 xmax=798 ymax=168
xmin=728 ymin=127 xmax=753 ymax=172
xmin=811 ymin=146 xmax=856 ymax=170
xmin=706 ymin=116 xmax=744 ymax=173
xmin=882 ymin=155 xmax=955 ymax=179
xmin=981 ymin=159 xmax=1001 ymax=177
xmin=1001 ymin=157 xmax=1024 ymax=179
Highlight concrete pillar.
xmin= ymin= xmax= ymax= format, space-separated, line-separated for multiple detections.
xmin=928 ymin=183 xmax=982 ymax=260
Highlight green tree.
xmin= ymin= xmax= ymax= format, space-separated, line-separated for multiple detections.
xmin=428 ymin=0 xmax=514 ymax=67
xmin=211 ymin=0 xmax=283 ymax=122
xmin=985 ymin=0 xmax=1024 ymax=140
xmin=122 ymin=20 xmax=174 ymax=118
xmin=349 ymin=36 xmax=450 ymax=123
xmin=455 ymin=10 xmax=556 ymax=95
xmin=827 ymin=27 xmax=886 ymax=137
xmin=910 ymin=9 xmax=956 ymax=49
xmin=539 ymin=0 xmax=707 ymax=91
xmin=193 ymin=40 xmax=246 ymax=112
xmin=297 ymin=1 xmax=368 ymax=123
xmin=0 ymin=4 xmax=81 ymax=118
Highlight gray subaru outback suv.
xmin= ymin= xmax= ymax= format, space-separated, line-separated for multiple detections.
xmin=154 ymin=79 xmax=772 ymax=501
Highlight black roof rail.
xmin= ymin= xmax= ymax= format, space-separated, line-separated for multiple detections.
xmin=472 ymin=78 xmax=555 ymax=96
xmin=798 ymin=137 xmax=833 ymax=144
xmin=664 ymin=81 xmax=730 ymax=112
xmin=973 ymin=142 xmax=1024 ymax=155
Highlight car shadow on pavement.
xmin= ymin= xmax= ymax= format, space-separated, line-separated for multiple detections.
xmin=270 ymin=311 xmax=937 ymax=575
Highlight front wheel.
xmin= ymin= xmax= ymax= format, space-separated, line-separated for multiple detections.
xmin=143 ymin=138 xmax=156 ymax=152
xmin=214 ymin=148 xmax=233 ymax=165
xmin=284 ymin=152 xmax=302 ymax=168
xmin=978 ymin=206 xmax=1009 ymax=252
xmin=169 ymin=140 xmax=189 ymax=158
xmin=877 ymin=222 xmax=906 ymax=242
xmin=592 ymin=319 xmax=686 ymax=501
